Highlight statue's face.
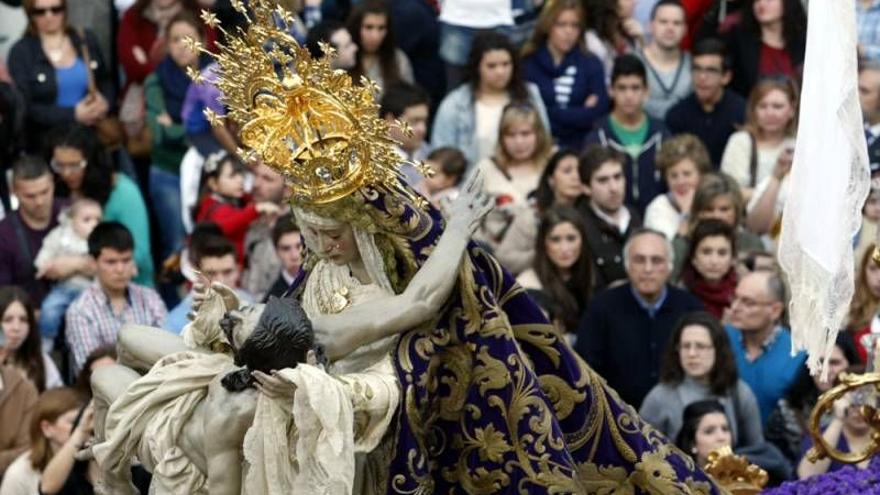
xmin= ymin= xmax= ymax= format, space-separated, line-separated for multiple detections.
xmin=300 ymin=220 xmax=361 ymax=266
xmin=222 ymin=303 xmax=265 ymax=352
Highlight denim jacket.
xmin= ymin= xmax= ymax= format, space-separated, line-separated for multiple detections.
xmin=430 ymin=82 xmax=550 ymax=168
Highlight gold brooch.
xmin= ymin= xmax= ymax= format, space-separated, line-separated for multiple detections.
xmin=328 ymin=286 xmax=351 ymax=314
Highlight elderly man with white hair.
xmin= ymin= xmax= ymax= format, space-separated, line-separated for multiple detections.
xmin=575 ymin=228 xmax=704 ymax=408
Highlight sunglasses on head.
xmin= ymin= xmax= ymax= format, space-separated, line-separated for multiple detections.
xmin=31 ymin=5 xmax=64 ymax=16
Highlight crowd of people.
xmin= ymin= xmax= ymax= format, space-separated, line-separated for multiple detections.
xmin=0 ymin=0 xmax=879 ymax=491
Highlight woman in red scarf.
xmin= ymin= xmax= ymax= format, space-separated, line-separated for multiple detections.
xmin=680 ymin=218 xmax=738 ymax=319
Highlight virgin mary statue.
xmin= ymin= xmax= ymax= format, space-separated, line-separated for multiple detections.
xmin=153 ymin=1 xmax=724 ymax=492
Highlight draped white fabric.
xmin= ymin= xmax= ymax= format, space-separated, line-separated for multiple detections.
xmin=778 ymin=0 xmax=870 ymax=376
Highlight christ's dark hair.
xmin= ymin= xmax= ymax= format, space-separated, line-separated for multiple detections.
xmin=221 ymin=297 xmax=325 ymax=391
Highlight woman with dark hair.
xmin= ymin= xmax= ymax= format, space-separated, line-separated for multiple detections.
xmin=671 ymin=172 xmax=764 ymax=278
xmin=431 ymin=31 xmax=549 ymax=167
xmin=7 ymin=0 xmax=113 ymax=151
xmin=521 ymin=0 xmax=608 ymax=149
xmin=0 ymin=287 xmax=62 ymax=393
xmin=495 ymin=148 xmax=586 ymax=275
xmin=346 ymin=0 xmax=413 ymax=94
xmin=724 ymin=0 xmax=807 ymax=96
xmin=675 ymin=399 xmax=732 ymax=466
xmin=680 ymin=219 xmax=738 ymax=319
xmin=641 ymin=311 xmax=763 ymax=448
xmin=515 ymin=206 xmax=592 ymax=338
xmin=765 ymin=334 xmax=861 ymax=464
xmin=676 ymin=398 xmax=792 ymax=483
xmin=48 ymin=125 xmax=154 ymax=286
xmin=583 ymin=0 xmax=643 ymax=84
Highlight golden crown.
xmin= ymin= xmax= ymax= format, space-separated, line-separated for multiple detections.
xmin=184 ymin=0 xmax=427 ymax=207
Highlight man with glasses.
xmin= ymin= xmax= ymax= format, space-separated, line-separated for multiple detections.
xmin=575 ymin=228 xmax=703 ymax=408
xmin=665 ymin=38 xmax=746 ymax=166
xmin=726 ymin=270 xmax=805 ymax=424
xmin=0 ymin=155 xmax=90 ymax=305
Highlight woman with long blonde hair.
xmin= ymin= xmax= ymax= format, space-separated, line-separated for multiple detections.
xmin=475 ymin=103 xmax=554 ymax=249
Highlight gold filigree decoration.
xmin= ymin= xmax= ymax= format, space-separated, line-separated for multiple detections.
xmin=807 ymin=371 xmax=880 ymax=464
xmin=183 ymin=0 xmax=425 ymax=215
xmin=703 ymin=446 xmax=768 ymax=494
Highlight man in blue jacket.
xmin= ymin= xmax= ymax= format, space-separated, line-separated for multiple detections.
xmin=584 ymin=55 xmax=669 ymax=216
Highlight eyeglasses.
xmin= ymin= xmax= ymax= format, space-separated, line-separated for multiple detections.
xmin=678 ymin=342 xmax=714 ymax=353
xmin=629 ymin=255 xmax=668 ymax=267
xmin=50 ymin=158 xmax=86 ymax=174
xmin=730 ymin=295 xmax=776 ymax=309
xmin=692 ymin=65 xmax=724 ymax=77
xmin=31 ymin=5 xmax=64 ymax=16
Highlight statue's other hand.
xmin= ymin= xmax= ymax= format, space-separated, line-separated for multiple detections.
xmin=446 ymin=169 xmax=492 ymax=236
xmin=252 ymin=370 xmax=297 ymax=401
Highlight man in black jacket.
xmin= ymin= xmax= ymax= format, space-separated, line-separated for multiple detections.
xmin=575 ymin=228 xmax=703 ymax=408
xmin=579 ymin=144 xmax=641 ymax=291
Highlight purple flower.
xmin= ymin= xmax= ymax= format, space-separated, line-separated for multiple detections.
xmin=763 ymin=457 xmax=880 ymax=494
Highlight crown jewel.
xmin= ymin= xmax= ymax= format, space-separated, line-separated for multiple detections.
xmin=185 ymin=0 xmax=427 ymax=208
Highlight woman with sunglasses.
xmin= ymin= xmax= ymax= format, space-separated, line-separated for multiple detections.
xmin=7 ymin=0 xmax=114 ymax=152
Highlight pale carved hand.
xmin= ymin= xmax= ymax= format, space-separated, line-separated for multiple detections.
xmin=252 ymin=370 xmax=296 ymax=400
xmin=444 ymin=169 xmax=493 ymax=237
xmin=188 ymin=271 xmax=240 ymax=320
xmin=252 ymin=351 xmax=320 ymax=399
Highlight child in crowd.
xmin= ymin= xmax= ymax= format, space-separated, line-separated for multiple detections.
xmin=195 ymin=152 xmax=280 ymax=265
xmin=421 ymin=147 xmax=467 ymax=210
xmin=34 ymin=198 xmax=103 ymax=349
xmin=265 ymin=214 xmax=303 ymax=300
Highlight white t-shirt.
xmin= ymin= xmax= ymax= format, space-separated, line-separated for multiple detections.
xmin=439 ymin=0 xmax=513 ymax=28
xmin=720 ymin=131 xmax=791 ymax=188
xmin=0 ymin=452 xmax=40 ymax=495
xmin=474 ymin=99 xmax=506 ymax=164
xmin=644 ymin=194 xmax=684 ymax=240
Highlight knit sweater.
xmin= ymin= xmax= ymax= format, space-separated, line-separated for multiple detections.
xmin=639 ymin=376 xmax=763 ymax=447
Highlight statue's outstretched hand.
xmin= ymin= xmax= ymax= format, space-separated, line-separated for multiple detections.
xmin=188 ymin=271 xmax=241 ymax=321
xmin=444 ymin=169 xmax=492 ymax=237
xmin=189 ymin=270 xmax=211 ymax=318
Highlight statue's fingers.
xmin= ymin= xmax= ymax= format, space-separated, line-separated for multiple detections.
xmin=466 ymin=169 xmax=484 ymax=195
